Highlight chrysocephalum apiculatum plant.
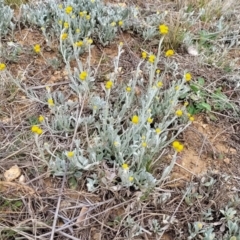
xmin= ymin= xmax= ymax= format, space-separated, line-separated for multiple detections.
xmin=2 ymin=0 xmax=195 ymax=191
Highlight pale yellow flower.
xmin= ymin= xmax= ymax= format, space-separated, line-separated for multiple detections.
xmin=131 ymin=115 xmax=139 ymax=124
xmin=105 ymin=80 xmax=113 ymax=89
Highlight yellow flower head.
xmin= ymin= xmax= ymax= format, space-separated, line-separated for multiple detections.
xmin=67 ymin=151 xmax=74 ymax=158
xmin=86 ymin=14 xmax=91 ymax=20
xmin=79 ymin=71 xmax=88 ymax=81
xmin=0 ymin=63 xmax=6 ymax=71
xmin=197 ymin=222 xmax=203 ymax=230
xmin=184 ymin=72 xmax=192 ymax=82
xmin=184 ymin=101 xmax=189 ymax=107
xmin=131 ymin=115 xmax=139 ymax=124
xmin=87 ymin=38 xmax=93 ymax=44
xmin=141 ymin=51 xmax=147 ymax=59
xmin=189 ymin=116 xmax=194 ymax=122
xmin=157 ymin=81 xmax=163 ymax=88
xmin=105 ymin=80 xmax=113 ymax=89
xmin=175 ymin=85 xmax=179 ymax=91
xmin=155 ymin=128 xmax=161 ymax=134
xmin=76 ymin=28 xmax=80 ymax=33
xmin=111 ymin=22 xmax=116 ymax=27
xmin=38 ymin=115 xmax=44 ymax=123
xmin=36 ymin=128 xmax=43 ymax=135
xmin=165 ymin=49 xmax=174 ymax=57
xmin=129 ymin=176 xmax=134 ymax=182
xmin=79 ymin=11 xmax=84 ymax=17
xmin=147 ymin=117 xmax=153 ymax=123
xmin=75 ymin=41 xmax=83 ymax=47
xmin=156 ymin=69 xmax=161 ymax=74
xmin=118 ymin=21 xmax=123 ymax=26
xmin=33 ymin=44 xmax=41 ymax=53
xmin=142 ymin=142 xmax=147 ymax=148
xmin=126 ymin=86 xmax=131 ymax=92
xmin=122 ymin=163 xmax=129 ymax=170
xmin=31 ymin=125 xmax=43 ymax=135
xmin=159 ymin=24 xmax=169 ymax=34
xmin=64 ymin=22 xmax=69 ymax=28
xmin=65 ymin=6 xmax=73 ymax=14
xmin=48 ymin=98 xmax=54 ymax=106
xmin=148 ymin=54 xmax=156 ymax=63
xmin=61 ymin=33 xmax=68 ymax=40
xmin=31 ymin=125 xmax=39 ymax=133
xmin=58 ymin=4 xmax=63 ymax=9
xmin=172 ymin=141 xmax=184 ymax=152
xmin=175 ymin=109 xmax=183 ymax=117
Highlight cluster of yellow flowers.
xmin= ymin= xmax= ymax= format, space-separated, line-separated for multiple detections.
xmin=172 ymin=141 xmax=184 ymax=152
xmin=31 ymin=125 xmax=43 ymax=135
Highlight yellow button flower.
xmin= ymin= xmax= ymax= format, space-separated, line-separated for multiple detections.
xmin=31 ymin=125 xmax=43 ymax=135
xmin=159 ymin=24 xmax=169 ymax=34
xmin=141 ymin=51 xmax=147 ymax=59
xmin=165 ymin=49 xmax=174 ymax=57
xmin=157 ymin=81 xmax=163 ymax=88
xmin=61 ymin=33 xmax=68 ymax=40
xmin=147 ymin=117 xmax=153 ymax=123
xmin=155 ymin=128 xmax=161 ymax=134
xmin=67 ymin=151 xmax=74 ymax=158
xmin=122 ymin=163 xmax=129 ymax=170
xmin=129 ymin=176 xmax=134 ymax=181
xmin=79 ymin=71 xmax=88 ymax=81
xmin=36 ymin=128 xmax=43 ymax=135
xmin=172 ymin=141 xmax=184 ymax=152
xmin=31 ymin=125 xmax=39 ymax=133
xmin=87 ymin=38 xmax=93 ymax=44
xmin=86 ymin=14 xmax=91 ymax=20
xmin=148 ymin=54 xmax=156 ymax=63
xmin=118 ymin=21 xmax=123 ymax=26
xmin=65 ymin=6 xmax=73 ymax=14
xmin=105 ymin=80 xmax=113 ymax=89
xmin=175 ymin=109 xmax=183 ymax=117
xmin=142 ymin=142 xmax=147 ymax=147
xmin=38 ymin=115 xmax=44 ymax=123
xmin=131 ymin=115 xmax=139 ymax=124
xmin=184 ymin=73 xmax=192 ymax=82
xmin=75 ymin=41 xmax=83 ymax=47
xmin=33 ymin=44 xmax=41 ymax=53
xmin=189 ymin=116 xmax=194 ymax=122
xmin=76 ymin=28 xmax=80 ymax=33
xmin=126 ymin=86 xmax=131 ymax=92
xmin=111 ymin=22 xmax=116 ymax=27
xmin=64 ymin=22 xmax=69 ymax=29
xmin=48 ymin=98 xmax=54 ymax=106
xmin=0 ymin=63 xmax=6 ymax=71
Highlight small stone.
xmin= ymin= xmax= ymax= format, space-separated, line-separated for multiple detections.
xmin=223 ymin=158 xmax=230 ymax=164
xmin=4 ymin=165 xmax=21 ymax=182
